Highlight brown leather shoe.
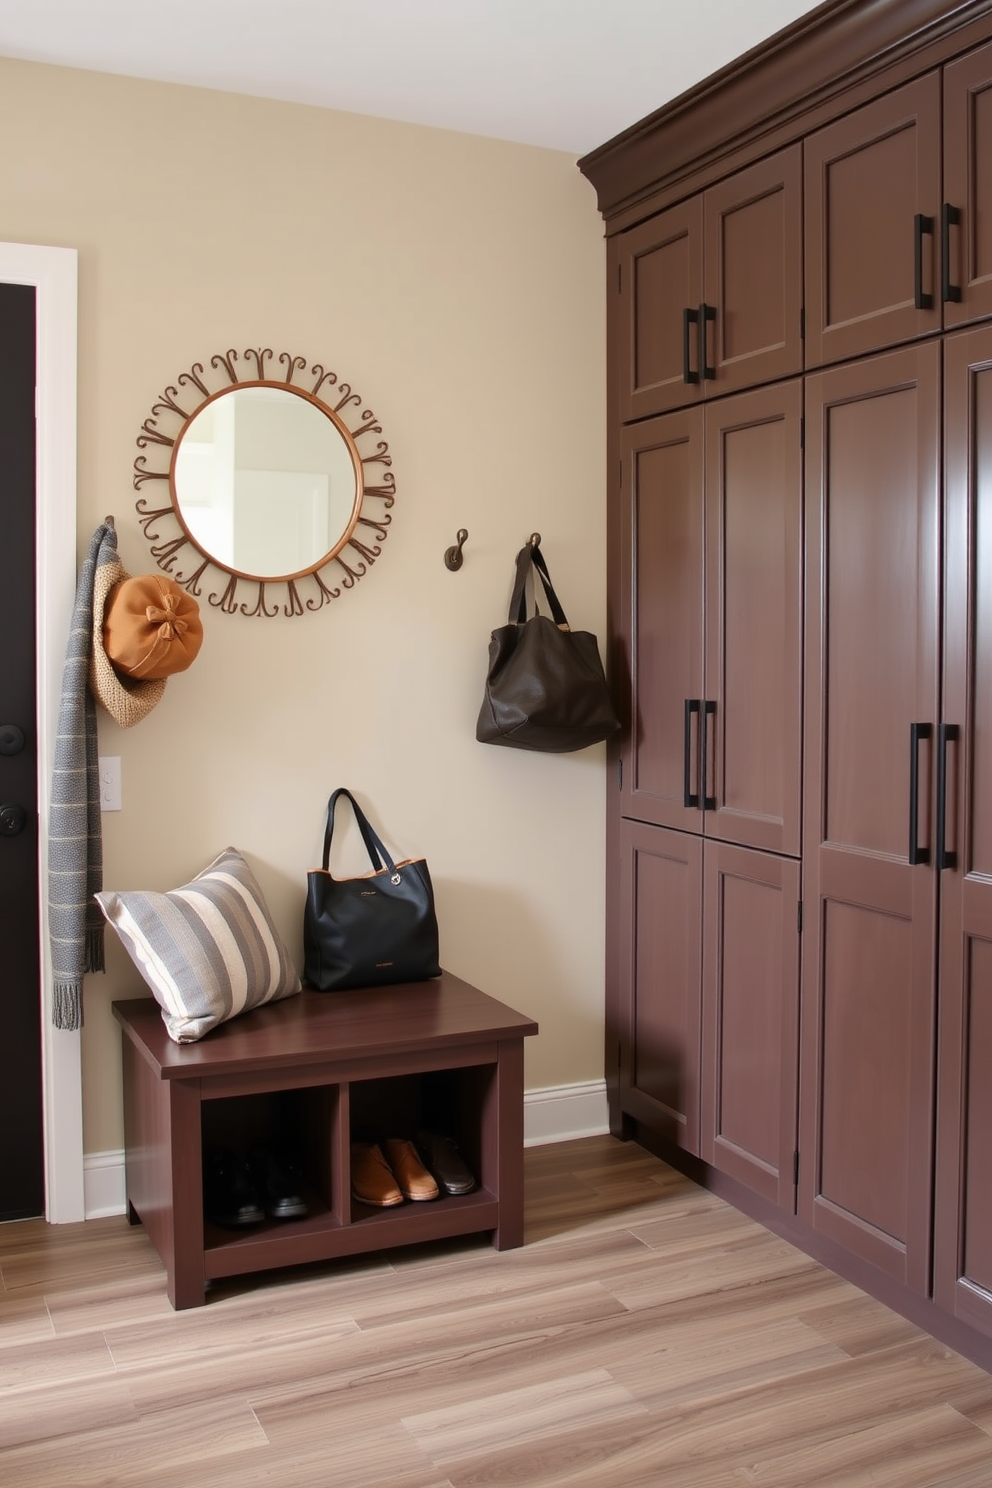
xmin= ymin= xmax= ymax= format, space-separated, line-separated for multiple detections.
xmin=416 ymin=1130 xmax=476 ymax=1195
xmin=384 ymin=1138 xmax=439 ymax=1202
xmin=351 ymin=1143 xmax=403 ymax=1207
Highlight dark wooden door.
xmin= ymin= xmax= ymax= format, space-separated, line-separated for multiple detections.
xmin=943 ymin=40 xmax=992 ymax=330
xmin=618 ymin=819 xmax=702 ymax=1155
xmin=619 ymin=408 xmax=705 ymax=833
xmin=700 ymin=841 xmax=800 ymax=1210
xmin=0 ymin=282 xmax=44 ymax=1222
xmin=703 ymin=380 xmax=803 ymax=856
xmin=800 ymin=342 xmax=941 ymax=1294
xmin=805 ymin=72 xmax=941 ymax=368
xmin=617 ymin=199 xmax=704 ymax=421
xmin=934 ymin=324 xmax=992 ymax=1334
xmin=702 ymin=145 xmax=803 ymax=396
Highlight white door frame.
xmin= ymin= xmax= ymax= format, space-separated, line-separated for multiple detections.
xmin=0 ymin=242 xmax=83 ymax=1223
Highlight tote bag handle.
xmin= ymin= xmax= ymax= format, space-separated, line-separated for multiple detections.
xmin=321 ymin=788 xmax=401 ymax=883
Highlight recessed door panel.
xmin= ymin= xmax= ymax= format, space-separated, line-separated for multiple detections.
xmin=618 ymin=200 xmax=704 ymax=421
xmin=944 ymin=41 xmax=992 ymax=329
xmin=704 ymin=382 xmax=803 ymax=854
xmin=822 ymin=386 xmax=926 ymax=856
xmin=619 ymin=821 xmax=702 ymax=1154
xmin=819 ymin=898 xmax=912 ymax=1244
xmin=805 ymin=73 xmax=941 ymax=366
xmin=700 ymin=842 xmax=799 ymax=1209
xmin=621 ymin=411 xmax=704 ymax=832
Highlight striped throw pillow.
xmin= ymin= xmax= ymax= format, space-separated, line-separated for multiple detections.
xmin=96 ymin=847 xmax=300 ymax=1042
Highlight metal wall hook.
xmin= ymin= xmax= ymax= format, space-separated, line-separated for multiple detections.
xmin=444 ymin=528 xmax=469 ymax=571
xmin=529 ymin=532 xmax=542 ymax=548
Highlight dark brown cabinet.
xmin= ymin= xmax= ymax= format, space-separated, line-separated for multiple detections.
xmin=587 ymin=0 xmax=992 ymax=1365
xmin=616 ymin=147 xmax=802 ymax=420
xmin=619 ymin=381 xmax=803 ymax=856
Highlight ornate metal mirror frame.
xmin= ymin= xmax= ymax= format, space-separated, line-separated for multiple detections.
xmin=133 ymin=347 xmax=395 ymax=617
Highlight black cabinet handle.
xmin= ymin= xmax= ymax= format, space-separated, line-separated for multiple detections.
xmin=942 ymin=203 xmax=962 ymax=304
xmin=702 ymin=700 xmax=717 ymax=810
xmin=909 ymin=721 xmax=933 ymax=865
xmin=699 ymin=303 xmax=716 ymax=381
xmin=937 ymin=722 xmax=959 ymax=870
xmin=684 ymin=699 xmax=701 ymax=808
xmin=682 ymin=308 xmax=699 ymax=385
xmin=914 ymin=214 xmax=935 ymax=311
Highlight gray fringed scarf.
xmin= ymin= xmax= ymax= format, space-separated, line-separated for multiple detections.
xmin=47 ymin=523 xmax=114 ymax=1030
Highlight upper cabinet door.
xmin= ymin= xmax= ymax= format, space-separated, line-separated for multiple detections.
xmin=616 ymin=149 xmax=803 ymax=422
xmin=617 ymin=199 xmax=704 ymax=422
xmin=805 ymin=73 xmax=942 ymax=368
xmin=943 ymin=40 xmax=992 ymax=329
xmin=702 ymin=146 xmax=804 ymax=396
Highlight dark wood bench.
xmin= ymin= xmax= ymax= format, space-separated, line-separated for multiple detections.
xmin=114 ymin=971 xmax=538 ymax=1308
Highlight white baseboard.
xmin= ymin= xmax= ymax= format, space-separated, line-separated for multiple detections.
xmin=522 ymin=1079 xmax=610 ymax=1147
xmin=83 ymin=1149 xmax=128 ymax=1219
xmin=82 ymin=1080 xmax=610 ymax=1219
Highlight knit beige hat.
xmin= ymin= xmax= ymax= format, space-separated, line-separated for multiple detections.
xmin=89 ymin=546 xmax=167 ymax=728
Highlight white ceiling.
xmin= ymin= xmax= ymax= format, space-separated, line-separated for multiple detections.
xmin=0 ymin=0 xmax=824 ymax=155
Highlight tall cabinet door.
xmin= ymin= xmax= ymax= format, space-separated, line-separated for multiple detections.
xmin=619 ymin=820 xmax=703 ymax=1154
xmin=703 ymin=381 xmax=804 ymax=855
xmin=805 ymin=73 xmax=941 ymax=368
xmin=800 ymin=343 xmax=941 ymax=1294
xmin=700 ymin=841 xmax=800 ymax=1209
xmin=934 ymin=324 xmax=992 ymax=1332
xmin=620 ymin=409 xmax=705 ymax=832
xmin=943 ymin=40 xmax=992 ymax=329
xmin=702 ymin=146 xmax=803 ymax=396
xmin=617 ymin=201 xmax=704 ymax=421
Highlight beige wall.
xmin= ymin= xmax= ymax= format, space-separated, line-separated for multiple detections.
xmin=0 ymin=58 xmax=608 ymax=1156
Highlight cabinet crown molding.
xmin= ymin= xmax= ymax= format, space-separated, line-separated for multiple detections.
xmin=579 ymin=0 xmax=992 ymax=222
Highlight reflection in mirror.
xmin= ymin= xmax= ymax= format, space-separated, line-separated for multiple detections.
xmin=172 ymin=385 xmax=360 ymax=580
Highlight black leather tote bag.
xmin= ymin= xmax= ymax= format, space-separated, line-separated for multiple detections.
xmin=476 ymin=541 xmax=620 ymax=753
xmin=304 ymin=789 xmax=441 ymax=992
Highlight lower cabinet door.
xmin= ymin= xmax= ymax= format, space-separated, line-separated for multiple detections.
xmin=700 ymin=842 xmax=800 ymax=1210
xmin=618 ymin=821 xmax=800 ymax=1190
xmin=619 ymin=820 xmax=703 ymax=1154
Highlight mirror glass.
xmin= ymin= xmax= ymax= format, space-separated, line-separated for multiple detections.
xmin=171 ymin=385 xmax=361 ymax=580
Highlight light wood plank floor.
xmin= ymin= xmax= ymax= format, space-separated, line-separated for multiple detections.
xmin=3 ymin=1136 xmax=992 ymax=1486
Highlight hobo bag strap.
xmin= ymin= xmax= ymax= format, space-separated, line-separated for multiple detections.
xmin=507 ymin=542 xmax=571 ymax=629
xmin=321 ymin=788 xmax=399 ymax=879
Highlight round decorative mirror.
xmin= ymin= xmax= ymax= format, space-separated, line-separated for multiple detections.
xmin=133 ymin=348 xmax=395 ymax=617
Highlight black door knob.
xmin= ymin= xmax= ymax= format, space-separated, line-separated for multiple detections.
xmin=0 ymin=725 xmax=25 ymax=756
xmin=0 ymin=803 xmax=27 ymax=836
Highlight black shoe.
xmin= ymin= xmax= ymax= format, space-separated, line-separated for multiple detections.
xmin=416 ymin=1130 xmax=476 ymax=1195
xmin=248 ymin=1143 xmax=309 ymax=1220
xmin=203 ymin=1148 xmax=264 ymax=1228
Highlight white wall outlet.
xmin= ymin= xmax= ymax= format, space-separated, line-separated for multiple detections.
xmin=99 ymin=756 xmax=122 ymax=812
